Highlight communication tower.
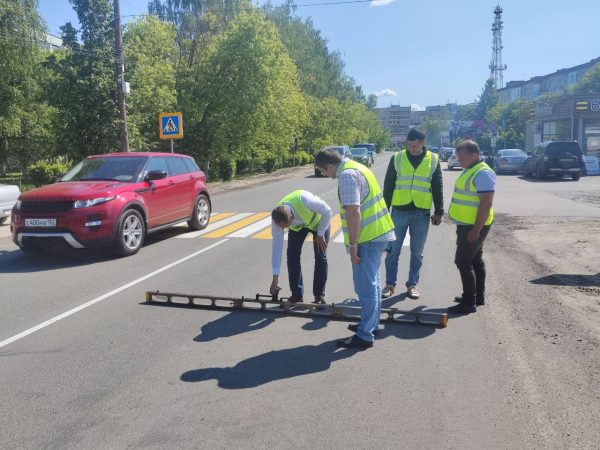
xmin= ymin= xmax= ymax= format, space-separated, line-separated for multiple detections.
xmin=489 ymin=4 xmax=507 ymax=88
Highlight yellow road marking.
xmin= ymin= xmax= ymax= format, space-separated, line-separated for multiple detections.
xmin=202 ymin=212 xmax=270 ymax=238
xmin=210 ymin=212 xmax=236 ymax=223
xmin=329 ymin=214 xmax=342 ymax=239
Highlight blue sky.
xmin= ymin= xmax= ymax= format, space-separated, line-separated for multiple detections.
xmin=38 ymin=0 xmax=600 ymax=108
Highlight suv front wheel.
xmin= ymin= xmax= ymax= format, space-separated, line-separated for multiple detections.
xmin=113 ymin=209 xmax=145 ymax=256
xmin=571 ymin=172 xmax=581 ymax=181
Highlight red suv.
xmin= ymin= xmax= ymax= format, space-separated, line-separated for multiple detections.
xmin=11 ymin=152 xmax=211 ymax=256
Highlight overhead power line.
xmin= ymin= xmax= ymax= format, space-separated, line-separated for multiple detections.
xmin=121 ymin=0 xmax=388 ymax=18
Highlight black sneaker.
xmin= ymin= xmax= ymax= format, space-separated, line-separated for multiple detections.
xmin=347 ymin=323 xmax=380 ymax=336
xmin=312 ymin=296 xmax=325 ymax=305
xmin=454 ymin=296 xmax=485 ymax=306
xmin=336 ymin=335 xmax=373 ymax=348
xmin=447 ymin=303 xmax=477 ymax=314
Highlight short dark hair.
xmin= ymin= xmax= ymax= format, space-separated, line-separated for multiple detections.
xmin=456 ymin=139 xmax=480 ymax=154
xmin=272 ymin=205 xmax=292 ymax=224
xmin=407 ymin=129 xmax=425 ymax=141
xmin=314 ymin=149 xmax=342 ymax=167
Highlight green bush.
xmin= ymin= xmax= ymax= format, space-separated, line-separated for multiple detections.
xmin=263 ymin=157 xmax=279 ymax=173
xmin=218 ymin=158 xmax=237 ymax=181
xmin=27 ymin=160 xmax=71 ymax=187
xmin=296 ymin=151 xmax=311 ymax=165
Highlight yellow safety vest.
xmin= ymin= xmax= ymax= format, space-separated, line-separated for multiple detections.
xmin=279 ymin=190 xmax=321 ymax=231
xmin=392 ymin=150 xmax=438 ymax=209
xmin=448 ymin=162 xmax=495 ymax=226
xmin=339 ymin=160 xmax=394 ymax=245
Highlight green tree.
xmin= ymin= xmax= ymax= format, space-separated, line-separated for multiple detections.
xmin=45 ymin=0 xmax=117 ymax=160
xmin=421 ymin=118 xmax=449 ymax=146
xmin=180 ymin=10 xmax=307 ymax=178
xmin=455 ymin=102 xmax=477 ymax=121
xmin=366 ymin=94 xmax=378 ymax=110
xmin=571 ymin=62 xmax=600 ymax=94
xmin=0 ymin=0 xmax=54 ymax=172
xmin=485 ymin=100 xmax=528 ymax=149
xmin=263 ymin=1 xmax=364 ymax=103
xmin=475 ymin=78 xmax=498 ymax=120
xmin=124 ymin=16 xmax=177 ymax=151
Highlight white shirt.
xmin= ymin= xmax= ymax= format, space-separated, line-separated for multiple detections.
xmin=272 ymin=191 xmax=332 ymax=276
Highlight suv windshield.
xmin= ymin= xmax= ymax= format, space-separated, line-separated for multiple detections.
xmin=355 ymin=144 xmax=375 ymax=153
xmin=351 ymin=148 xmax=367 ymax=156
xmin=62 ymin=156 xmax=147 ymax=182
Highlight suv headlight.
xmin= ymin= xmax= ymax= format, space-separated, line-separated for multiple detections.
xmin=14 ymin=200 xmax=22 ymax=210
xmin=73 ymin=196 xmax=116 ymax=209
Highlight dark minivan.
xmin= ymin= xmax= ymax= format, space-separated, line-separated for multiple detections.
xmin=522 ymin=141 xmax=583 ymax=180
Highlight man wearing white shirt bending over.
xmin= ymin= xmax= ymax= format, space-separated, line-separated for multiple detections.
xmin=270 ymin=190 xmax=332 ymax=305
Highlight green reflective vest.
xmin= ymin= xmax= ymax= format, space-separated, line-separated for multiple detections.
xmin=279 ymin=190 xmax=321 ymax=231
xmin=391 ymin=150 xmax=438 ymax=209
xmin=448 ymin=161 xmax=495 ymax=226
xmin=339 ymin=160 xmax=394 ymax=245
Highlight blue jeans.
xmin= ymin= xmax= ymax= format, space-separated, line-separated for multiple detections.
xmin=384 ymin=209 xmax=430 ymax=288
xmin=352 ymin=241 xmax=387 ymax=342
xmin=287 ymin=227 xmax=330 ymax=299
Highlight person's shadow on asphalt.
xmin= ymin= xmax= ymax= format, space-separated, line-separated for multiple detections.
xmin=181 ymin=340 xmax=362 ymax=388
xmin=193 ymin=311 xmax=277 ymax=342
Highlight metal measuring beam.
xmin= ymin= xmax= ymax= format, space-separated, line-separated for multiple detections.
xmin=144 ymin=291 xmax=448 ymax=328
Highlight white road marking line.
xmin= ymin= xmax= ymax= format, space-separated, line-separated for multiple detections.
xmin=227 ymin=217 xmax=272 ymax=238
xmin=0 ymin=239 xmax=229 ymax=350
xmin=177 ymin=213 xmax=252 ymax=238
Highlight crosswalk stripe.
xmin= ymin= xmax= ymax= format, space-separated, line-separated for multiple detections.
xmin=329 ymin=214 xmax=342 ymax=240
xmin=176 ymin=211 xmax=409 ymax=246
xmin=227 ymin=216 xmax=272 ymax=238
xmin=178 ymin=213 xmax=253 ymax=238
xmin=210 ymin=212 xmax=237 ymax=223
xmin=252 ymin=223 xmax=273 ymax=239
xmin=202 ymin=212 xmax=270 ymax=238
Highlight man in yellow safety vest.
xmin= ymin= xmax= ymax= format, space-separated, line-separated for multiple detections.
xmin=447 ymin=140 xmax=496 ymax=314
xmin=270 ymin=190 xmax=332 ymax=305
xmin=381 ymin=128 xmax=444 ymax=300
xmin=315 ymin=148 xmax=395 ymax=348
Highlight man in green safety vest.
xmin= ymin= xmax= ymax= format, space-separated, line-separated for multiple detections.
xmin=315 ymin=148 xmax=395 ymax=348
xmin=381 ymin=128 xmax=444 ymax=300
xmin=447 ymin=140 xmax=496 ymax=314
xmin=270 ymin=190 xmax=332 ymax=305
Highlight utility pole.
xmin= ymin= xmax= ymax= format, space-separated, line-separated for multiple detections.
xmin=113 ymin=0 xmax=129 ymax=152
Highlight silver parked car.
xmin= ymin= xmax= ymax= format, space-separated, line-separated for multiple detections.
xmin=447 ymin=150 xmax=459 ymax=170
xmin=492 ymin=149 xmax=528 ymax=174
xmin=0 ymin=184 xmax=21 ymax=225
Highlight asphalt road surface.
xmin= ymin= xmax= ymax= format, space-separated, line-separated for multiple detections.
xmin=1 ymin=153 xmax=599 ymax=449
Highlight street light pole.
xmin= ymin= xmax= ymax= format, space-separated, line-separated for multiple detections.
xmin=113 ymin=0 xmax=129 ymax=152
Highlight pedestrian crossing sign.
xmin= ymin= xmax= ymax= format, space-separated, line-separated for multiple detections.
xmin=159 ymin=112 xmax=183 ymax=139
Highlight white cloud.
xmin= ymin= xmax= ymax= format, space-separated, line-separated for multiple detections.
xmin=411 ymin=104 xmax=426 ymax=111
xmin=370 ymin=0 xmax=397 ymax=7
xmin=373 ymin=89 xmax=397 ymax=97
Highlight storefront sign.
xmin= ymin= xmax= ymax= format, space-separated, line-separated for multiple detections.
xmin=534 ymin=103 xmax=553 ymax=116
xmin=575 ymin=98 xmax=600 ymax=112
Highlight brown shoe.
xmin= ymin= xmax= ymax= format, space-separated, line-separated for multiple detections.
xmin=407 ymin=286 xmax=420 ymax=299
xmin=381 ymin=284 xmax=395 ymax=298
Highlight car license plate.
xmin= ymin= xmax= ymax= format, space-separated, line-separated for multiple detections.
xmin=560 ymin=158 xmax=574 ymax=163
xmin=25 ymin=218 xmax=57 ymax=227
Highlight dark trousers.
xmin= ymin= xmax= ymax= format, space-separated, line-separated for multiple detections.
xmin=455 ymin=225 xmax=491 ymax=305
xmin=287 ymin=227 xmax=329 ymax=299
